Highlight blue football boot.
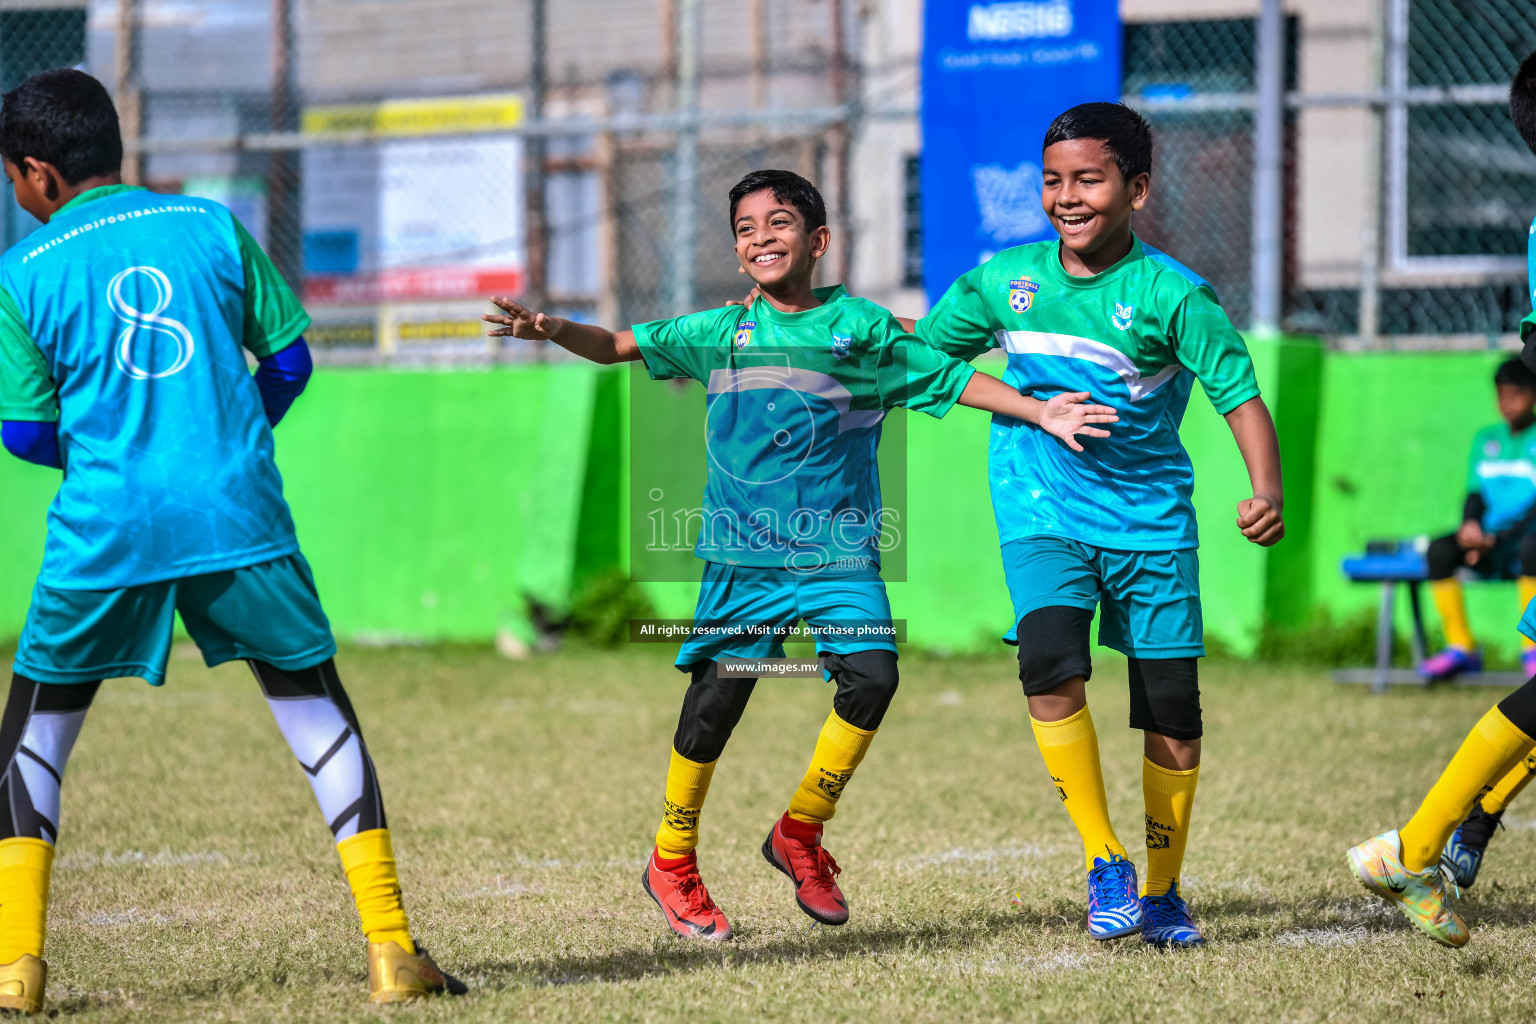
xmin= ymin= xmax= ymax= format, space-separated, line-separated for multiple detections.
xmin=1440 ymin=802 xmax=1503 ymax=890
xmin=1141 ymin=882 xmax=1205 ymax=948
xmin=1086 ymin=855 xmax=1143 ymax=939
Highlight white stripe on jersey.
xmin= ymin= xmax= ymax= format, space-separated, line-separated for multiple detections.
xmin=993 ymin=329 xmax=1181 ymax=402
xmin=706 ymin=365 xmax=886 ymax=431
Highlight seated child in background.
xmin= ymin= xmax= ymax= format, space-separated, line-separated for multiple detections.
xmin=1421 ymin=358 xmax=1536 ymax=681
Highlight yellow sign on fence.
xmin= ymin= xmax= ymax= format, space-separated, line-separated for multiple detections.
xmin=302 ymin=93 xmax=525 ymax=136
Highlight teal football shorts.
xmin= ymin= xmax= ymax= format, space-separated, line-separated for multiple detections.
xmin=1000 ymin=536 xmax=1204 ymax=658
xmin=12 ymin=554 xmax=336 ymax=686
xmin=676 ymin=560 xmax=897 ymax=668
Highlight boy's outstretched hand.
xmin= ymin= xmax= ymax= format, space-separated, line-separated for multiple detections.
xmin=484 ymin=296 xmax=563 ymax=340
xmin=1236 ymin=497 xmax=1284 ymax=546
xmin=1037 ymin=391 xmax=1118 ymax=453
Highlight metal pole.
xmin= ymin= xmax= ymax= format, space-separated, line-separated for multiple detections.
xmin=526 ymin=0 xmax=548 ymax=311
xmin=669 ymin=0 xmax=699 ymax=317
xmin=115 ymin=0 xmax=141 ymax=186
xmin=267 ymin=0 xmax=301 ymax=286
xmin=1251 ymin=0 xmax=1284 ymax=335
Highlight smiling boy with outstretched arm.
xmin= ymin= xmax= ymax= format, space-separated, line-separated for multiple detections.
xmin=904 ymin=103 xmax=1283 ymax=948
xmin=485 ymin=169 xmax=1115 ymax=940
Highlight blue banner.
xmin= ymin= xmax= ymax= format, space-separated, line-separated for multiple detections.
xmin=920 ymin=0 xmax=1121 ymax=304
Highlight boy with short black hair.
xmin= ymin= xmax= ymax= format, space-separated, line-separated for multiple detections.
xmin=485 ymin=168 xmax=1116 ymax=940
xmin=0 ymin=69 xmax=461 ymax=1010
xmin=1419 ymin=358 xmax=1536 ymax=683
xmin=912 ymin=101 xmax=1284 ymax=948
xmin=1346 ymin=49 xmax=1536 ymax=943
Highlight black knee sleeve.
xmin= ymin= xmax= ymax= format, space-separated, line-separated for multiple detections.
xmin=1127 ymin=657 xmax=1202 ymax=740
xmin=1427 ymin=534 xmax=1464 ymax=581
xmin=1497 ymin=675 xmax=1536 ymax=737
xmin=1518 ymin=534 xmax=1536 ymax=578
xmin=1015 ymin=606 xmax=1095 ymax=695
xmin=672 ymin=661 xmax=756 ymax=763
xmin=825 ymin=650 xmax=899 ymax=731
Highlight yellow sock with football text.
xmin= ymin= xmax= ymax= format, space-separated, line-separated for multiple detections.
xmin=1030 ymin=705 xmax=1127 ymax=870
xmin=787 ymin=712 xmax=875 ymax=825
xmin=337 ymin=829 xmax=415 ymax=954
xmin=0 ymin=838 xmax=52 ymax=962
xmin=655 ymin=749 xmax=717 ymax=860
xmin=1482 ymin=749 xmax=1536 ymax=814
xmin=1399 ymin=707 xmax=1533 ymax=871
xmin=1432 ymin=578 xmax=1475 ymax=652
xmin=1142 ymin=758 xmax=1199 ymax=897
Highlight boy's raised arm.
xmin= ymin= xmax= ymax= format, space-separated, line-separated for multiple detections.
xmin=483 ymin=296 xmax=640 ymax=364
xmin=1224 ymin=396 xmax=1284 ymax=546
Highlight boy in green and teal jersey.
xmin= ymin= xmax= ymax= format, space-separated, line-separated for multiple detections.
xmin=1418 ymin=359 xmax=1536 ymax=685
xmin=0 ymin=70 xmax=460 ymax=1010
xmin=485 ymin=169 xmax=1116 ymax=941
xmin=910 ymin=103 xmax=1285 ymax=947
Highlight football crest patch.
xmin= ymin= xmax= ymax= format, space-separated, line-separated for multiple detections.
xmin=830 ymin=333 xmax=852 ymax=359
xmin=1111 ymin=301 xmax=1135 ymax=331
xmin=734 ymin=320 xmax=756 ymax=350
xmin=1008 ymin=277 xmax=1040 ymax=314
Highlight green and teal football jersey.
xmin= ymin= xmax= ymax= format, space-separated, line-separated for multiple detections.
xmin=633 ymin=286 xmax=975 ymax=569
xmin=1466 ymin=421 xmax=1536 ymax=533
xmin=0 ymin=185 xmax=310 ymax=589
xmin=916 ymin=236 xmax=1260 ymax=551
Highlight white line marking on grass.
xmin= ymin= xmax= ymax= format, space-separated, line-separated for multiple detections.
xmin=1274 ymin=927 xmax=1374 ymax=948
xmin=80 ymin=908 xmax=174 ymax=926
xmin=57 ymin=850 xmax=252 ymax=870
xmin=462 ymin=877 xmax=543 ymax=898
xmin=882 ymin=844 xmax=1065 ymax=870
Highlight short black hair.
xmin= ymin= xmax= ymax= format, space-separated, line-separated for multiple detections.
xmin=727 ymin=169 xmax=827 ymax=231
xmin=1495 ymin=357 xmax=1536 ymax=390
xmin=1511 ymin=50 xmax=1536 ymax=158
xmin=1042 ymin=102 xmax=1153 ymax=183
xmin=0 ymin=69 xmax=122 ymax=185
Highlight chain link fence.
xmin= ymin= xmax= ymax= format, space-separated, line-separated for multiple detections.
xmin=1 ymin=1 xmax=1535 ymax=357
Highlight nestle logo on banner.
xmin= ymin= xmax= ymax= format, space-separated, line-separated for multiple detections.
xmin=967 ymin=0 xmax=1073 ymax=42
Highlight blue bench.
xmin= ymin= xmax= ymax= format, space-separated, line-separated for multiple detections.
xmin=1333 ymin=544 xmax=1524 ymax=693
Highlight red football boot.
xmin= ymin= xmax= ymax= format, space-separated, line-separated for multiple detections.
xmin=761 ymin=813 xmax=848 ymax=925
xmin=641 ymin=849 xmax=733 ymax=941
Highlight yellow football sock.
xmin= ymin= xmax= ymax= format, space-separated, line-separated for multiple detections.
xmin=0 ymin=839 xmax=52 ymax=962
xmin=1399 ymin=707 xmax=1534 ymax=871
xmin=787 ymin=711 xmax=875 ymax=825
xmin=1142 ymin=758 xmax=1199 ymax=897
xmin=1520 ymin=578 xmax=1536 ymax=651
xmin=1432 ymin=577 xmax=1475 ymax=651
xmin=1030 ymin=705 xmax=1127 ymax=870
xmin=654 ymin=749 xmax=718 ymax=859
xmin=337 ymin=828 xmax=414 ymax=954
xmin=1482 ymin=749 xmax=1536 ymax=813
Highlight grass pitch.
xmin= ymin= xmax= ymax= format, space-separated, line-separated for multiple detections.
xmin=15 ymin=642 xmax=1536 ymax=1022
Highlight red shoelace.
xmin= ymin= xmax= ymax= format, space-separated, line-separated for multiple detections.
xmin=672 ymin=871 xmax=720 ymax=915
xmin=785 ymin=839 xmax=842 ymax=892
